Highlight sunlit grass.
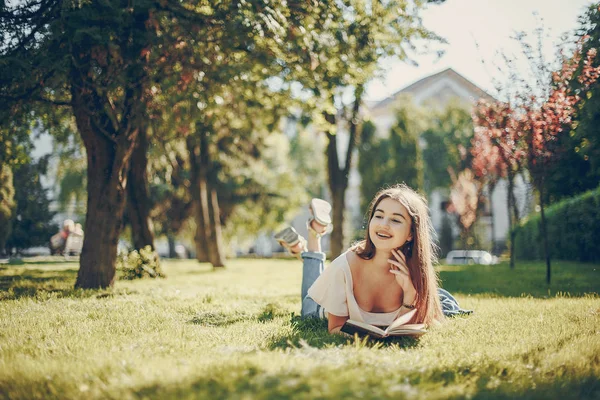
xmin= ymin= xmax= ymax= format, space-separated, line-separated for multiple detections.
xmin=0 ymin=257 xmax=598 ymax=399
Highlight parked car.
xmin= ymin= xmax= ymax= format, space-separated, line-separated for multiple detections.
xmin=445 ymin=250 xmax=497 ymax=265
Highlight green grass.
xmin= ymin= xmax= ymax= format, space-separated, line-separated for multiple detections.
xmin=0 ymin=257 xmax=599 ymax=399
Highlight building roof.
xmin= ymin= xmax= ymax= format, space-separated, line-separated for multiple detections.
xmin=371 ymin=68 xmax=495 ymax=111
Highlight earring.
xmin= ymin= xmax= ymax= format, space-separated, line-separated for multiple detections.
xmin=405 ymin=240 xmax=413 ymax=255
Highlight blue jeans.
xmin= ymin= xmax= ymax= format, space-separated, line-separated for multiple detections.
xmin=300 ymin=251 xmax=326 ymax=318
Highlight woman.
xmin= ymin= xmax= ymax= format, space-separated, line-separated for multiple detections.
xmin=275 ymin=184 xmax=469 ymax=334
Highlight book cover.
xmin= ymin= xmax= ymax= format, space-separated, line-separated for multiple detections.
xmin=340 ymin=309 xmax=426 ymax=338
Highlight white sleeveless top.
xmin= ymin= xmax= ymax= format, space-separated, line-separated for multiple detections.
xmin=307 ymin=251 xmax=403 ymax=326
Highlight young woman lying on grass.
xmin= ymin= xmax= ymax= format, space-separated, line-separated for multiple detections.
xmin=275 ymin=184 xmax=470 ymax=334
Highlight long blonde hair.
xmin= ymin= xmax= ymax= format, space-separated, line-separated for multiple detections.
xmin=352 ymin=184 xmax=444 ymax=326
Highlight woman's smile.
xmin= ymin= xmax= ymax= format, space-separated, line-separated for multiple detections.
xmin=369 ymin=198 xmax=413 ymax=250
xmin=375 ymin=231 xmax=392 ymax=239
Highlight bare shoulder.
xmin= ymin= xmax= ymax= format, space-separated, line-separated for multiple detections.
xmin=345 ymin=249 xmax=365 ymax=276
xmin=345 ymin=249 xmax=358 ymax=266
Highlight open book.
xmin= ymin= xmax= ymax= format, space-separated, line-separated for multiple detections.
xmin=340 ymin=309 xmax=426 ymax=338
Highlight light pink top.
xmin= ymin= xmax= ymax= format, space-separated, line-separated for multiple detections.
xmin=307 ymin=251 xmax=403 ymax=326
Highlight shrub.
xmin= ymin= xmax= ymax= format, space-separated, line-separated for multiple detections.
xmin=514 ymin=186 xmax=600 ymax=262
xmin=117 ymin=246 xmax=165 ymax=280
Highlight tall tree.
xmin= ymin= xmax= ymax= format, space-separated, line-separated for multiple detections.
xmin=476 ymin=27 xmax=600 ymax=282
xmin=126 ymin=125 xmax=156 ymax=252
xmin=520 ymin=42 xmax=600 ymax=284
xmin=470 ymin=110 xmax=508 ymax=255
xmin=1 ymin=0 xmax=158 ymax=288
xmin=1 ymin=0 xmax=323 ymax=284
xmin=286 ymin=0 xmax=445 ymax=257
xmin=472 ymin=100 xmax=524 ymax=266
xmin=544 ymin=4 xmax=600 ymax=203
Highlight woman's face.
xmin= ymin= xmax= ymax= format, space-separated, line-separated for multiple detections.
xmin=368 ymin=197 xmax=413 ymax=252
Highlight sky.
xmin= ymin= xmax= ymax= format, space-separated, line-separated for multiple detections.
xmin=365 ymin=0 xmax=596 ymax=102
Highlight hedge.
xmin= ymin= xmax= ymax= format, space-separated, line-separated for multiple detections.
xmin=514 ymin=185 xmax=600 ymax=262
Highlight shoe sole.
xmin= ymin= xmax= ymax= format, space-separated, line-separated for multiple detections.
xmin=310 ymin=198 xmax=332 ymax=226
xmin=274 ymin=227 xmax=301 ymax=247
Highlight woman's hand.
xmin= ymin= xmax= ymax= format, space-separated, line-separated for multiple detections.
xmin=388 ymin=248 xmax=417 ymax=305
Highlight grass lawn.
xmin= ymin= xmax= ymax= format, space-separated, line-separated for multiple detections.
xmin=0 ymin=257 xmax=599 ymax=399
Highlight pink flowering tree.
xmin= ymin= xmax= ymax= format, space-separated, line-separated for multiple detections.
xmin=519 ymin=39 xmax=600 ymax=283
xmin=472 ymin=23 xmax=600 ymax=283
xmin=472 ymin=100 xmax=526 ymax=268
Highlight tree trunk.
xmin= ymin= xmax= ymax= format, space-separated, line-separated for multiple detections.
xmin=538 ymin=183 xmax=551 ymax=284
xmin=324 ymin=86 xmax=363 ymax=259
xmin=208 ymin=186 xmax=225 ymax=267
xmin=187 ymin=136 xmax=210 ymax=263
xmin=488 ymin=181 xmax=496 ymax=254
xmin=68 ymin=8 xmax=148 ymax=289
xmin=186 ymin=130 xmax=225 ymax=267
xmin=72 ymin=100 xmax=138 ymax=289
xmin=461 ymin=228 xmax=469 ymax=250
xmin=167 ymin=233 xmax=177 ymax=258
xmin=507 ymin=172 xmax=517 ymax=269
xmin=330 ymin=185 xmax=346 ymax=258
xmin=127 ymin=127 xmax=156 ymax=252
xmin=0 ymin=165 xmax=15 ymax=255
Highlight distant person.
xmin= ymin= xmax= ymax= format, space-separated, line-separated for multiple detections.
xmin=74 ymin=223 xmax=84 ymax=236
xmin=49 ymin=219 xmax=75 ymax=255
xmin=274 ymin=185 xmax=471 ymax=335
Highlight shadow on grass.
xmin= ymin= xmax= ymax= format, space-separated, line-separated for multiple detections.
xmin=0 ymin=269 xmax=77 ymax=289
xmin=123 ymin=363 xmax=598 ymax=400
xmin=188 ymin=303 xmax=292 ymax=327
xmin=0 ymin=268 xmax=137 ymax=301
xmin=0 ymin=268 xmax=79 ymax=301
xmin=266 ymin=315 xmax=421 ymax=350
xmin=1 ymin=365 xmax=595 ymax=400
xmin=438 ymin=261 xmax=599 ymax=298
xmin=188 ymin=311 xmax=251 ymax=327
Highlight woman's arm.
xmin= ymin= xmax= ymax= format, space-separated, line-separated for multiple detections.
xmin=328 ymin=314 xmax=349 ymax=333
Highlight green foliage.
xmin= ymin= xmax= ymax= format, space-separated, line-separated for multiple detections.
xmin=147 ymin=139 xmax=190 ymax=240
xmin=0 ymin=258 xmax=598 ymax=399
xmin=422 ymin=101 xmax=475 ymax=192
xmin=543 ymin=4 xmax=600 ymax=204
xmin=514 ymin=185 xmax=600 ymax=262
xmin=5 ymin=156 xmax=57 ymax=254
xmin=116 ymin=245 xmax=164 ymax=280
xmin=358 ymin=97 xmax=425 ymax=212
xmin=220 ymin=133 xmax=311 ymax=250
xmin=289 ymin=128 xmax=326 ymax=199
xmin=358 ymin=119 xmax=390 ymax=212
xmin=0 ymin=108 xmax=33 ymax=168
xmin=389 ymin=103 xmax=425 ymax=191
xmin=359 ymin=99 xmax=475 ymax=214
xmin=52 ymin=127 xmax=87 ymax=217
xmin=542 ymin=130 xmax=596 ymax=205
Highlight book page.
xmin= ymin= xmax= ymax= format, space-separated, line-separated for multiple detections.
xmin=344 ymin=320 xmax=386 ymax=336
xmin=384 ymin=309 xmax=417 ymax=334
xmin=388 ymin=323 xmax=426 ymax=334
